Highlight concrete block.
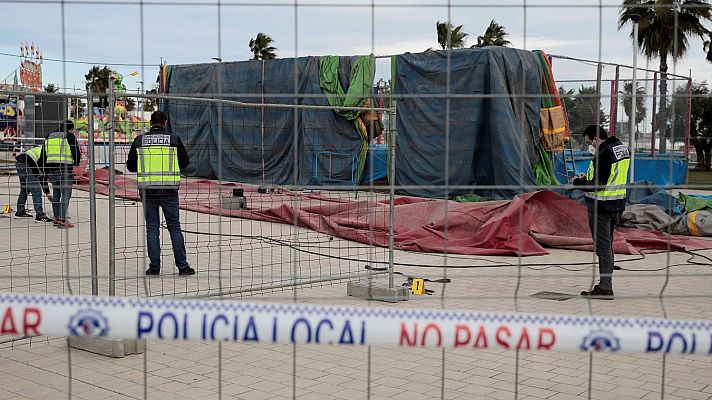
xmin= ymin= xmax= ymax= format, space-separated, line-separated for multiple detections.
xmin=347 ymin=281 xmax=409 ymax=303
xmin=221 ymin=195 xmax=247 ymax=210
xmin=67 ymin=337 xmax=145 ymax=358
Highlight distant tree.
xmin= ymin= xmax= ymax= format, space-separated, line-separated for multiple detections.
xmin=44 ymin=83 xmax=58 ymax=93
xmin=125 ymin=97 xmax=136 ymax=112
xmin=619 ymin=0 xmax=712 ymax=153
xmin=474 ymin=19 xmax=511 ymax=47
xmin=144 ymin=87 xmax=159 ymax=112
xmin=249 ymin=33 xmax=278 ymax=60
xmin=620 ymin=81 xmax=647 ymax=128
xmin=436 ymin=21 xmax=468 ymax=50
xmin=85 ymin=65 xmax=112 ymax=107
xmin=671 ymin=81 xmax=712 ymax=142
xmin=560 ymin=85 xmax=609 ymax=149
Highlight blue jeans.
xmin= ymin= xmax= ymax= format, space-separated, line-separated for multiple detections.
xmin=141 ymin=190 xmax=189 ymax=271
xmin=16 ymin=161 xmax=45 ymax=217
xmin=49 ymin=170 xmax=74 ymax=221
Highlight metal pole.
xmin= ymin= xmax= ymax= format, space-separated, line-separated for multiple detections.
xmin=388 ymin=100 xmax=396 ymax=289
xmin=684 ymin=74 xmax=692 ymax=164
xmin=108 ymin=77 xmax=116 ymax=296
xmin=651 ymin=72 xmax=657 ymax=157
xmin=629 ymin=22 xmax=638 ymax=183
xmin=594 ymin=63 xmax=603 ymax=126
xmin=609 ymin=66 xmax=619 ymax=137
xmin=87 ymin=90 xmax=98 ymax=296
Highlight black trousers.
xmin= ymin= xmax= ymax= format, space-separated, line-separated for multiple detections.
xmin=587 ymin=210 xmax=621 ymax=291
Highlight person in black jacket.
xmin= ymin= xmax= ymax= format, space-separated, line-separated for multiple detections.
xmin=573 ymin=125 xmax=631 ymax=300
xmin=126 ymin=111 xmax=194 ymax=276
xmin=14 ymin=145 xmax=52 ymax=222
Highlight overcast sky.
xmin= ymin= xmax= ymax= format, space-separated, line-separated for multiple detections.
xmin=1 ymin=0 xmax=711 ymax=95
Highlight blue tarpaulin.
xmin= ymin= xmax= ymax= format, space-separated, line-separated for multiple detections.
xmin=162 ymin=56 xmax=364 ymax=186
xmin=163 ymin=47 xmax=544 ymax=197
xmin=362 ymin=144 xmax=388 ymax=183
xmin=552 ymin=151 xmax=688 ymax=187
xmin=392 ymin=47 xmax=542 ymax=199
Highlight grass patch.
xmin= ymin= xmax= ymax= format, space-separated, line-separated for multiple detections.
xmin=687 ymin=169 xmax=712 ymax=187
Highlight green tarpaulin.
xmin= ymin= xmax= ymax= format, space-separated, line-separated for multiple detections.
xmin=320 ymin=54 xmax=376 ymax=182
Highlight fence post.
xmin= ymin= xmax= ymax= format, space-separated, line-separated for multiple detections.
xmin=594 ymin=63 xmax=603 ymax=126
xmin=651 ymin=72 xmax=657 ymax=157
xmin=609 ymin=66 xmax=619 ymax=137
xmin=684 ymin=75 xmax=692 ymax=164
xmin=388 ymin=100 xmax=397 ymax=290
xmin=108 ymin=77 xmax=116 ymax=296
xmin=87 ymin=90 xmax=98 ymax=296
xmin=629 ymin=22 xmax=638 ymax=183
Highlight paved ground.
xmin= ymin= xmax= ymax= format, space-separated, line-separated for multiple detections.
xmin=1 ymin=175 xmax=711 ymax=399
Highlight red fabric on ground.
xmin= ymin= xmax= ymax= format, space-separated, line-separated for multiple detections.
xmin=75 ymin=170 xmax=712 ymax=257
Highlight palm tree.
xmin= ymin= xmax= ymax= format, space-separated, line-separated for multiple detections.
xmin=85 ymin=65 xmax=112 ymax=107
xmin=704 ymin=30 xmax=712 ymax=62
xmin=249 ymin=33 xmax=278 ymax=60
xmin=560 ymin=85 xmax=609 ymax=149
xmin=436 ymin=21 xmax=468 ymax=50
xmin=619 ymin=0 xmax=712 ymax=153
xmin=475 ymin=19 xmax=511 ymax=47
xmin=44 ymin=83 xmax=58 ymax=93
xmin=621 ymin=82 xmax=647 ymax=129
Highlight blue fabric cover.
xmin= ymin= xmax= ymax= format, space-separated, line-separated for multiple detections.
xmin=163 ymin=56 xmax=363 ymax=186
xmin=392 ymin=47 xmax=542 ymax=199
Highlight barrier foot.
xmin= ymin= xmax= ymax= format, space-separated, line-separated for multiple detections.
xmin=67 ymin=337 xmax=145 ymax=358
xmin=347 ymin=281 xmax=409 ymax=303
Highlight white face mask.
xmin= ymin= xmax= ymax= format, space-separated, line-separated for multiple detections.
xmin=587 ymin=144 xmax=597 ymax=154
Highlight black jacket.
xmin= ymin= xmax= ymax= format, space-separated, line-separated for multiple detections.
xmin=40 ymin=131 xmax=81 ymax=173
xmin=127 ymin=125 xmax=189 ymax=194
xmin=573 ymin=136 xmax=630 ymax=213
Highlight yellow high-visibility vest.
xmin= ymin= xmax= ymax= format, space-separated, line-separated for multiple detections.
xmin=43 ymin=132 xmax=74 ymax=164
xmin=136 ymin=134 xmax=180 ymax=189
xmin=25 ymin=146 xmax=42 ymax=163
xmin=585 ymin=151 xmax=630 ymax=201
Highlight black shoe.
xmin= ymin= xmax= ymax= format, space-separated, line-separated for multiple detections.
xmin=581 ymin=285 xmax=614 ymax=300
xmin=15 ymin=211 xmax=32 ymax=218
xmin=178 ymin=267 xmax=196 ymax=276
xmin=145 ymin=268 xmax=160 ymax=276
xmin=35 ymin=215 xmax=53 ymax=222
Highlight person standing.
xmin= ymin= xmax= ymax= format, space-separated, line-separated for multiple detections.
xmin=573 ymin=125 xmax=630 ymax=300
xmin=41 ymin=120 xmax=81 ymax=228
xmin=126 ymin=111 xmax=194 ymax=276
xmin=14 ymin=145 xmax=53 ymax=222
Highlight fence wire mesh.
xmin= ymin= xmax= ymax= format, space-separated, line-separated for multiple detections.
xmin=1 ymin=1 xmax=712 ymax=400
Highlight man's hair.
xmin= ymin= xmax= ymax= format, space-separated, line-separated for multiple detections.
xmin=582 ymin=124 xmax=608 ymax=140
xmin=59 ymin=120 xmax=74 ymax=132
xmin=150 ymin=111 xmax=167 ymax=126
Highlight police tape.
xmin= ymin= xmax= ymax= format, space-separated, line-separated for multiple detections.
xmin=1 ymin=292 xmax=711 ymax=354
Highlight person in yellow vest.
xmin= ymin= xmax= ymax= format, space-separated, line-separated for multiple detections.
xmin=573 ymin=125 xmax=630 ymax=300
xmin=126 ymin=111 xmax=194 ymax=276
xmin=41 ymin=120 xmax=81 ymax=228
xmin=14 ymin=145 xmax=53 ymax=222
